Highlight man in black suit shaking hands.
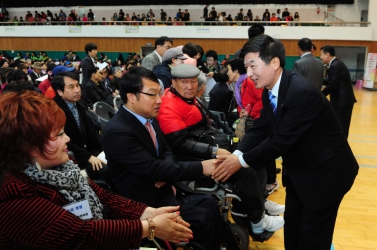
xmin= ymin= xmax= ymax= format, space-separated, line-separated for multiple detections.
xmin=213 ymin=35 xmax=359 ymax=250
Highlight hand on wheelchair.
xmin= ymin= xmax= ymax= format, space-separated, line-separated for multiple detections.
xmin=212 ymin=154 xmax=242 ymax=182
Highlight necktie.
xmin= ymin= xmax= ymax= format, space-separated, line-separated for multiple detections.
xmin=145 ymin=120 xmax=157 ymax=149
xmin=71 ymin=105 xmax=82 ymax=134
xmin=268 ymin=91 xmax=277 ymax=116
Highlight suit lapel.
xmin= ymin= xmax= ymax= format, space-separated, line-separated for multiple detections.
xmin=275 ymin=69 xmax=290 ymax=124
xmin=120 ymin=108 xmax=157 ymax=157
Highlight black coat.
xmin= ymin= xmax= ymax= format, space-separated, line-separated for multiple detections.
xmin=208 ymin=82 xmax=233 ymax=116
xmin=152 ymin=62 xmax=171 ymax=89
xmin=53 ymin=95 xmax=102 ymax=166
xmin=85 ymin=80 xmax=114 ymax=107
xmin=102 ymin=107 xmax=203 ymax=207
xmin=239 ymin=69 xmax=359 ymax=212
xmin=81 ymin=55 xmax=95 ymax=93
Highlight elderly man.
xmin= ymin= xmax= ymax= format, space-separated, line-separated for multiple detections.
xmin=102 ymin=66 xmax=220 ymax=249
xmin=152 ymin=47 xmax=187 ymax=89
xmin=29 ymin=62 xmax=44 ymax=86
xmin=141 ymin=36 xmax=173 ymax=71
xmin=157 ymin=64 xmax=285 ymax=235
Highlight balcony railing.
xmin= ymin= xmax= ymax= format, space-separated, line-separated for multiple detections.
xmin=0 ymin=20 xmax=371 ymax=27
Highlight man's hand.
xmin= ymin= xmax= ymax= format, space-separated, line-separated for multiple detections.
xmin=212 ymin=154 xmax=242 ymax=182
xmin=239 ymin=109 xmax=249 ymax=118
xmin=217 ymin=148 xmax=231 ymax=156
xmin=88 ymin=155 xmax=105 ymax=171
xmin=201 ymin=159 xmax=216 ymax=176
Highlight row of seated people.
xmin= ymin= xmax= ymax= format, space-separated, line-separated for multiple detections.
xmin=0 ymin=62 xmax=285 ymax=249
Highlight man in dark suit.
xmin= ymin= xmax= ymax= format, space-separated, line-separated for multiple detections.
xmin=51 ymin=71 xmax=106 ymax=179
xmin=213 ymin=35 xmax=359 ymax=250
xmin=293 ymin=38 xmax=324 ymax=90
xmin=102 ymin=66 xmax=220 ymax=249
xmin=141 ymin=36 xmax=173 ymax=71
xmin=320 ymin=45 xmax=357 ymax=138
xmin=71 ymin=52 xmax=81 ymax=62
xmin=81 ymin=43 xmax=97 ymax=95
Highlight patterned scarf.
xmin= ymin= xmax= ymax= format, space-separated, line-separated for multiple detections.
xmin=234 ymin=73 xmax=248 ymax=109
xmin=24 ymin=160 xmax=103 ymax=220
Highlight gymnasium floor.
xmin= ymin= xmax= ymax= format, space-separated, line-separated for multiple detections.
xmin=247 ymin=87 xmax=377 ymax=250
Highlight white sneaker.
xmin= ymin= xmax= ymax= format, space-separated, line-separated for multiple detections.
xmin=251 ymin=214 xmax=285 ymax=234
xmin=265 ymin=200 xmax=285 ymax=216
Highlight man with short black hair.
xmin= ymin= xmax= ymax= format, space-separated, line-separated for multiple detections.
xmin=87 ymin=9 xmax=94 ymax=21
xmin=215 ymin=35 xmax=359 ymax=250
xmin=141 ymin=36 xmax=173 ymax=71
xmin=103 ymin=66 xmax=220 ymax=249
xmin=81 ymin=43 xmax=97 ymax=93
xmin=320 ymin=45 xmax=356 ymax=138
xmin=293 ymin=38 xmax=324 ymax=90
xmin=52 ymin=71 xmax=106 ymax=180
xmin=85 ymin=67 xmax=116 ymax=107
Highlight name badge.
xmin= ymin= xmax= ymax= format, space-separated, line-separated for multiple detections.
xmin=62 ymin=199 xmax=93 ymax=220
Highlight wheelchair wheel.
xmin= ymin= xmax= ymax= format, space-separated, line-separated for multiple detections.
xmin=229 ymin=224 xmax=249 ymax=250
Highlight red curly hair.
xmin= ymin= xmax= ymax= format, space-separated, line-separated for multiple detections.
xmin=0 ymin=91 xmax=66 ymax=172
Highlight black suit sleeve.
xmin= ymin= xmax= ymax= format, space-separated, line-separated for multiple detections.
xmin=322 ymin=62 xmax=341 ymax=96
xmin=242 ymin=89 xmax=325 ymax=170
xmin=103 ymin=123 xmax=203 ymax=182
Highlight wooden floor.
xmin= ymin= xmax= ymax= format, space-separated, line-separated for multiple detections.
xmin=246 ymin=87 xmax=377 ymax=250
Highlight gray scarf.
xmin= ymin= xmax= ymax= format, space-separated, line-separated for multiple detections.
xmin=24 ymin=160 xmax=103 ymax=220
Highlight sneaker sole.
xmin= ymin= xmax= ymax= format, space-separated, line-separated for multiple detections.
xmin=266 ymin=183 xmax=280 ymax=195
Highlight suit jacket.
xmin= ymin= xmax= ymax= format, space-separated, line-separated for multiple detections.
xmin=141 ymin=51 xmax=161 ymax=71
xmin=238 ymin=69 xmax=359 ymax=212
xmin=29 ymin=71 xmax=44 ymax=86
xmin=322 ymin=58 xmax=357 ymax=108
xmin=53 ymin=95 xmax=102 ymax=166
xmin=102 ymin=107 xmax=203 ymax=207
xmin=293 ymin=53 xmax=324 ymax=90
xmin=208 ymin=81 xmax=234 ymax=116
xmin=81 ymin=55 xmax=96 ymax=93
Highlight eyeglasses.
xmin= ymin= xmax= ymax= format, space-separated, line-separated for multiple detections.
xmin=139 ymin=91 xmax=164 ymax=98
xmin=162 ymin=45 xmax=172 ymax=50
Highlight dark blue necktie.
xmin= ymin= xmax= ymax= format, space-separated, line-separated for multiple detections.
xmin=268 ymin=91 xmax=277 ymax=116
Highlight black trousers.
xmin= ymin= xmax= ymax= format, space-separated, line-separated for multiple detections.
xmin=265 ymin=160 xmax=277 ymax=184
xmin=333 ymin=103 xmax=354 ymax=139
xmin=284 ymin=178 xmax=342 ymax=250
xmin=227 ymin=167 xmax=265 ymax=223
xmin=177 ymin=193 xmax=221 ymax=250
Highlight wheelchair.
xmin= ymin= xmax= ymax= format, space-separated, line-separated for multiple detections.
xmin=190 ymin=179 xmax=275 ymax=250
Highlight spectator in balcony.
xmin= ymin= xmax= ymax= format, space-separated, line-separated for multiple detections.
xmin=247 ymin=9 xmax=253 ymax=21
xmin=270 ymin=13 xmax=278 ymax=26
xmin=172 ymin=17 xmax=180 ymax=26
xmin=13 ymin=16 xmax=19 ymax=22
xmin=181 ymin=9 xmax=190 ymax=21
xmin=160 ymin=9 xmax=167 ymax=21
xmin=286 ymin=13 xmax=294 ymax=26
xmin=58 ymin=9 xmax=66 ymax=20
xmin=294 ymin=12 xmax=300 ymax=26
xmin=25 ymin=11 xmax=32 ymax=21
xmin=118 ymin=9 xmax=124 ymax=21
xmin=82 ymin=14 xmax=88 ymax=23
xmin=282 ymin=8 xmax=290 ymax=19
xmin=203 ymin=4 xmax=209 ymax=18
xmin=131 ymin=12 xmax=136 ymax=21
xmin=112 ymin=13 xmax=118 ymax=21
xmin=254 ymin=15 xmax=261 ymax=21
xmin=237 ymin=8 xmax=244 ymax=21
xmin=87 ymin=9 xmax=94 ymax=21
xmin=218 ymin=12 xmax=224 ymax=22
xmin=210 ymin=7 xmax=217 ymax=19
xmin=226 ymin=14 xmax=233 ymax=21
xmin=262 ymin=12 xmax=270 ymax=26
xmin=276 ymin=9 xmax=281 ymax=19
xmin=147 ymin=9 xmax=154 ymax=19
xmin=68 ymin=10 xmax=76 ymax=21
xmin=264 ymin=9 xmax=270 ymax=19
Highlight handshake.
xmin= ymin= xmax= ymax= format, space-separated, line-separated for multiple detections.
xmin=201 ymin=148 xmax=243 ymax=182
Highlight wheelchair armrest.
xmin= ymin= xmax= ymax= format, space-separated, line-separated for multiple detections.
xmin=195 ymin=183 xmax=219 ymax=192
